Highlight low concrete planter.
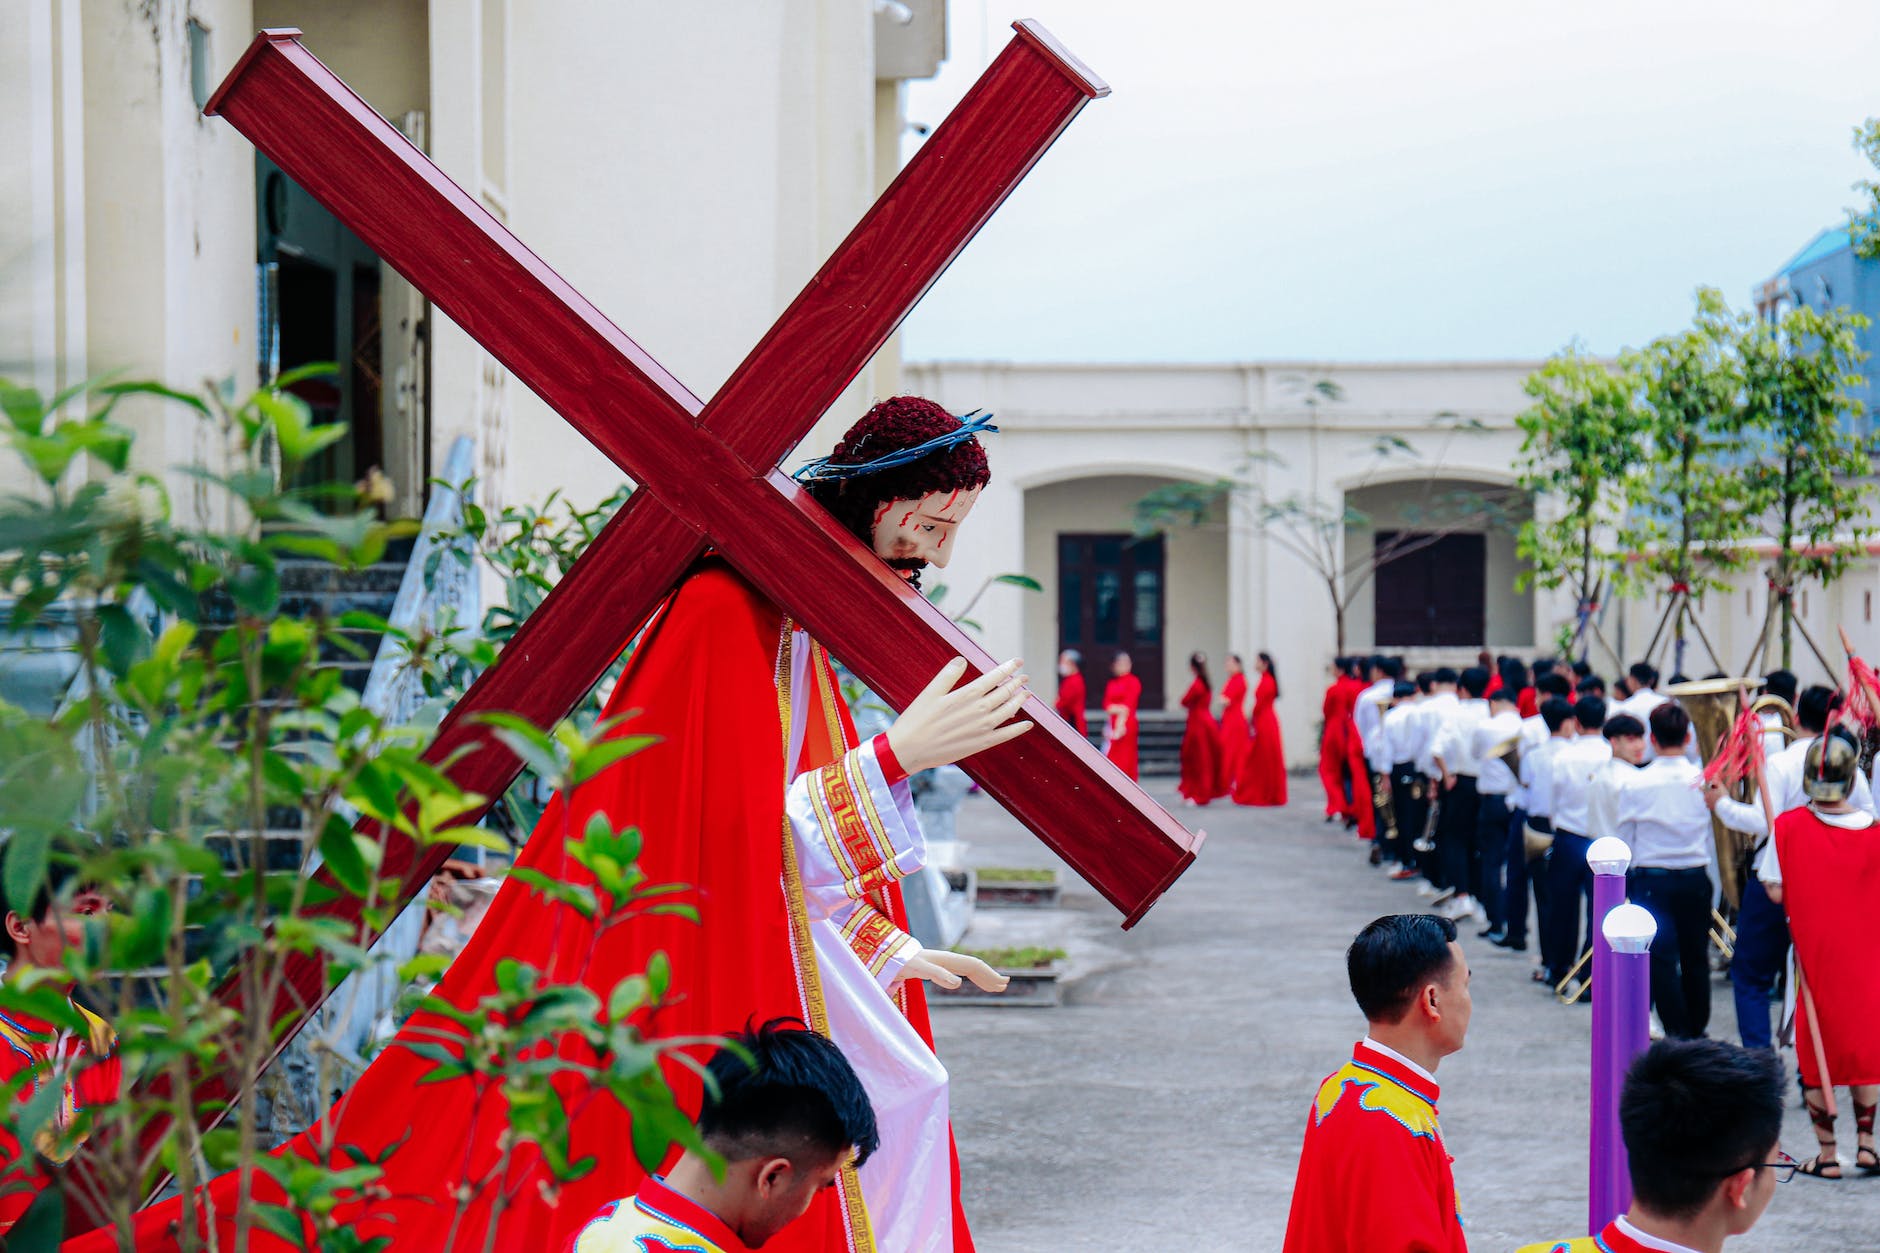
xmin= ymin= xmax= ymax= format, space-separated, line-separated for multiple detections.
xmin=974 ymin=870 xmax=1061 ymax=909
xmin=929 ymin=961 xmax=1063 ymax=1008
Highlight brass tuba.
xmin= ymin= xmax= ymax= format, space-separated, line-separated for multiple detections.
xmin=1664 ymin=677 xmax=1761 ymax=910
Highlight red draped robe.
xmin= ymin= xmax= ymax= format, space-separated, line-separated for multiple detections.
xmin=1775 ymin=806 xmax=1880 ymax=1087
xmin=69 ymin=561 xmax=971 ymax=1253
xmin=1235 ymin=671 xmax=1288 ymax=807
xmin=1215 ymin=672 xmax=1250 ymax=798
xmin=1054 ymin=669 xmax=1087 ymax=737
xmin=1102 ymin=674 xmax=1142 ymax=781
xmin=1318 ymin=679 xmax=1352 ymax=819
xmin=1176 ymin=678 xmax=1222 ymax=805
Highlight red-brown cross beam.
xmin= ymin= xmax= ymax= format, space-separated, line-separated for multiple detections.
xmin=118 ymin=19 xmax=1201 ymax=1178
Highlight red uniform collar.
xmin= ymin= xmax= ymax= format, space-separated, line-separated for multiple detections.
xmin=634 ymin=1176 xmax=753 ymax=1252
xmin=1351 ymin=1040 xmax=1440 ymax=1106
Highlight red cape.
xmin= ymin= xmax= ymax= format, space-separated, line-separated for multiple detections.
xmin=1776 ymin=807 xmax=1880 ymax=1086
xmin=70 ymin=563 xmax=970 ymax=1251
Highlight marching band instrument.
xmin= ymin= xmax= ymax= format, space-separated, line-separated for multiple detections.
xmin=1663 ymin=676 xmax=1761 ymax=911
xmin=1556 ymin=946 xmax=1593 ymax=1004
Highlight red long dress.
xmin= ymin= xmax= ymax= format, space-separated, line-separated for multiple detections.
xmin=1103 ymin=673 xmax=1143 ymax=781
xmin=1317 ymin=678 xmax=1352 ymax=819
xmin=1177 ymin=677 xmax=1223 ymax=805
xmin=1235 ymin=671 xmax=1289 ymax=806
xmin=1775 ymin=807 xmax=1880 ymax=1087
xmin=1215 ymin=672 xmax=1251 ymax=798
xmin=74 ymin=563 xmax=974 ymax=1253
xmin=1338 ymin=675 xmax=1375 ymax=838
xmin=1055 ymin=669 xmax=1088 ymax=737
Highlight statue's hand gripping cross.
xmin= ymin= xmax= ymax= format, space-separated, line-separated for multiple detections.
xmin=207 ymin=20 xmax=1200 ymax=1085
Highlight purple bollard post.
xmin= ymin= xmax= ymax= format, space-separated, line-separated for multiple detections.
xmin=1586 ymin=836 xmax=1633 ymax=1233
xmin=1590 ymin=900 xmax=1657 ymax=1232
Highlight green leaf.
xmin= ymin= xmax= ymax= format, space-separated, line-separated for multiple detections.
xmin=318 ymin=813 xmax=372 ymax=897
xmin=991 ymin=573 xmax=1043 ymax=592
xmin=3 ymin=830 xmax=49 ymax=928
xmin=7 ymin=1177 xmax=65 ymax=1248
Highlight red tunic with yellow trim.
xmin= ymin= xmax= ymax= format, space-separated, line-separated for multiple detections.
xmin=565 ymin=1175 xmax=751 ymax=1253
xmin=69 ymin=562 xmax=970 ymax=1253
xmin=0 ymin=1001 xmax=119 ymax=1236
xmin=1282 ymin=1041 xmax=1466 ymax=1253
xmin=1513 ymin=1218 xmax=1686 ymax=1252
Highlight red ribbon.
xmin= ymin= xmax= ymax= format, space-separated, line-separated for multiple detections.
xmin=1668 ymin=581 xmax=1691 ymax=595
xmin=1703 ymin=704 xmax=1769 ymax=790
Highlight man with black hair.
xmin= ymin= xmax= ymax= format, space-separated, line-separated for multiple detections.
xmin=0 ymin=851 xmax=118 ymax=1236
xmin=1412 ymin=669 xmax=1462 ymax=899
xmin=1283 ymin=914 xmax=1471 ymax=1253
xmin=1576 ymin=673 xmax=1607 ymax=701
xmin=1545 ymin=696 xmax=1611 ymax=988
xmin=1357 ymin=657 xmax=1404 ymax=863
xmin=1384 ymin=679 xmax=1430 ymax=880
xmin=1469 ymin=687 xmax=1524 ymax=940
xmin=1430 ymin=667 xmax=1492 ymax=921
xmin=1516 ymin=1039 xmax=1787 ymax=1252
xmin=1616 ymin=704 xmax=1713 ymax=1039
xmin=1757 ymin=670 xmax=1797 ymax=757
xmin=569 ymin=1020 xmax=879 ymax=1252
xmin=1706 ymin=684 xmax=1876 ymax=1049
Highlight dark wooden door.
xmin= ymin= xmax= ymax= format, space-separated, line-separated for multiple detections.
xmin=1373 ymin=531 xmax=1486 ymax=647
xmin=1058 ymin=533 xmax=1165 ymax=709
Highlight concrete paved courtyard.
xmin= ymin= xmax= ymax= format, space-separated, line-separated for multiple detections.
xmin=931 ymin=783 xmax=1875 ymax=1252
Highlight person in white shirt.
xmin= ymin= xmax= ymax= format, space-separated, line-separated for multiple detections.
xmin=1411 ymin=670 xmax=1461 ymax=895
xmin=1355 ymin=657 xmax=1402 ymax=866
xmin=1500 ymin=694 xmax=1577 ymax=957
xmin=1543 ymin=695 xmax=1612 ymax=986
xmin=1702 ymin=685 xmax=1877 ymax=1051
xmin=1380 ymin=678 xmax=1427 ymax=879
xmin=1430 ymin=667 xmax=1492 ymax=920
xmin=1616 ymin=703 xmax=1714 ymax=1039
xmin=1588 ymin=714 xmax=1648 ymax=842
xmin=1757 ymin=670 xmax=1798 ymax=760
xmin=1467 ymin=690 xmax=1524 ymax=937
xmin=1515 ymin=1038 xmax=1787 ymax=1253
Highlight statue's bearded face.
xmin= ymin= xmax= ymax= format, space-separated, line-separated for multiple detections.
xmin=869 ymin=486 xmax=982 ymax=580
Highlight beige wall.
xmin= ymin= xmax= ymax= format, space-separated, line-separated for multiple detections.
xmin=1020 ymin=474 xmax=1229 ymax=711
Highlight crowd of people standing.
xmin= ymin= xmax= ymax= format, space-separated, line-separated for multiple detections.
xmin=1313 ymin=651 xmax=1880 ymax=1185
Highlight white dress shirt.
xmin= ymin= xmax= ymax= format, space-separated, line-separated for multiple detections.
xmin=1432 ymin=698 xmax=1490 ymax=777
xmin=1758 ymin=805 xmax=1877 ymax=885
xmin=1359 ymin=1035 xmax=1437 ymax=1087
xmin=1414 ymin=692 xmax=1459 ymax=776
xmin=1716 ymin=734 xmax=1879 ymax=844
xmin=1382 ymin=701 xmax=1427 ymax=769
xmin=1470 ymin=709 xmax=1525 ymax=796
xmin=1519 ymin=735 xmax=1569 ymax=819
xmin=1356 ymin=679 xmax=1395 ymax=773
xmin=1614 ymin=756 xmax=1711 ymax=868
xmin=1550 ymin=735 xmax=1613 ymax=836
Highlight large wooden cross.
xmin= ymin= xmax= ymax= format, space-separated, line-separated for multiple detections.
xmin=95 ymin=21 xmax=1201 ymax=1198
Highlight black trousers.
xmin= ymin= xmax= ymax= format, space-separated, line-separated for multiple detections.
xmin=1389 ymin=763 xmax=1426 ymax=870
xmin=1628 ymin=866 xmax=1714 ymax=1039
xmin=1544 ymin=830 xmax=1594 ymax=981
xmin=1436 ymin=775 xmax=1478 ymax=894
xmin=1729 ymin=874 xmax=1789 ymax=1051
xmin=1505 ymin=814 xmax=1550 ymax=948
xmin=1474 ymin=793 xmax=1512 ymax=926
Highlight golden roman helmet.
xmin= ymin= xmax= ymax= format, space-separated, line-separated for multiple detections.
xmin=1803 ymin=729 xmax=1861 ymax=803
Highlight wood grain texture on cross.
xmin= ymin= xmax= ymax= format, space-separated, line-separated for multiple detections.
xmin=80 ymin=21 xmax=1201 ymax=1207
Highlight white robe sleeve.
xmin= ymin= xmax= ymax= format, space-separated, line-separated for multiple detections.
xmin=785 ymin=738 xmax=927 ymax=988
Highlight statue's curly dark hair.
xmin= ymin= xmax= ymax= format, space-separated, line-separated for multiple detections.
xmin=803 ymin=396 xmax=991 ymax=546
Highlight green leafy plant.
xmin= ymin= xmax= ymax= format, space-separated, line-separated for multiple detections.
xmin=0 ymin=375 xmax=704 ymax=1251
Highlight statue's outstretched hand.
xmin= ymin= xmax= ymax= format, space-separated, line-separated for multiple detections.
xmin=885 ymin=657 xmax=1033 ymax=776
xmin=895 ymin=949 xmax=1009 ymax=993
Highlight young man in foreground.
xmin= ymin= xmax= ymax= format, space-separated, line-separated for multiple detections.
xmin=1517 ymin=1038 xmax=1787 ymax=1252
xmin=1283 ymin=913 xmax=1473 ymax=1252
xmin=568 ymin=1020 xmax=878 ymax=1252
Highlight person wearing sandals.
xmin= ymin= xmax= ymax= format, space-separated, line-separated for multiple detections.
xmin=1764 ymin=728 xmax=1880 ymax=1181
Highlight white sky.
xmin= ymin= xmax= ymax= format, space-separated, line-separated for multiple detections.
xmin=900 ymin=1 xmax=1880 ymax=364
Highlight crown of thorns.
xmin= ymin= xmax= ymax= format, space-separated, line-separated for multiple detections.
xmin=792 ymin=410 xmax=997 ymax=483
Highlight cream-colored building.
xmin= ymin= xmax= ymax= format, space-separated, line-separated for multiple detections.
xmin=905 ymin=360 xmax=1569 ymax=762
xmin=4 ymin=0 xmax=943 ymax=521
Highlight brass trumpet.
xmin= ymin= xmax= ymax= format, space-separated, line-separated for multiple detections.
xmin=1556 ymin=946 xmax=1593 ymax=1004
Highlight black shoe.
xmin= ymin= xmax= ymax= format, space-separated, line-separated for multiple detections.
xmin=1368 ymin=844 xmax=1384 ymax=866
xmin=1497 ymin=939 xmax=1528 ymax=952
xmin=1479 ymin=926 xmax=1506 ymax=942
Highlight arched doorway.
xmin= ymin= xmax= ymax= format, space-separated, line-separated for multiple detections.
xmin=1023 ymin=473 xmax=1229 ymax=711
